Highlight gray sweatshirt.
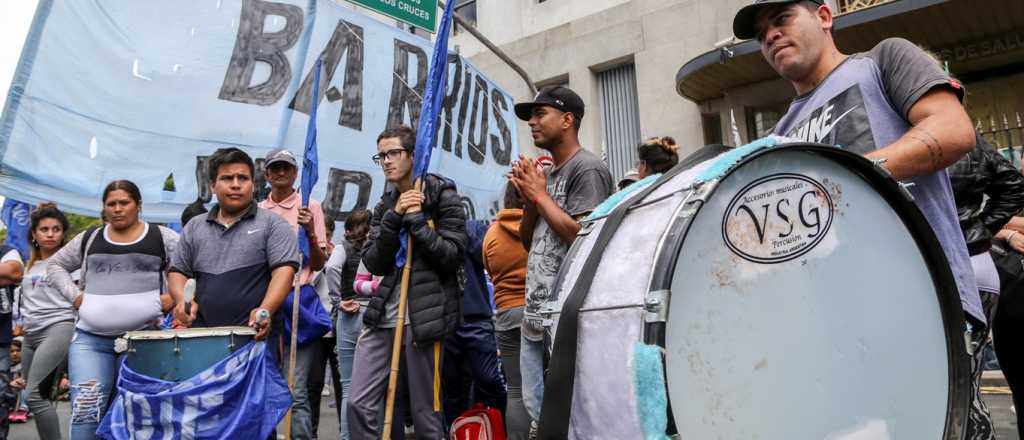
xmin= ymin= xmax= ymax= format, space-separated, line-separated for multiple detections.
xmin=20 ymin=258 xmax=76 ymax=334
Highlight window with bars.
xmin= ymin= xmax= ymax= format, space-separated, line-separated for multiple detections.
xmin=598 ymin=64 xmax=643 ymax=181
xmin=454 ymin=0 xmax=477 ymax=34
xmin=745 ymin=105 xmax=786 ymax=140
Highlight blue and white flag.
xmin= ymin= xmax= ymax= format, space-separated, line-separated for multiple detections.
xmin=97 ymin=341 xmax=291 ymax=440
xmin=1 ymin=198 xmax=31 ymax=260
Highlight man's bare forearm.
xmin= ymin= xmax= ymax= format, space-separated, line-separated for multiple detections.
xmin=865 ymin=90 xmax=974 ymax=180
xmin=535 ymin=193 xmax=581 ymax=245
xmin=168 ymin=272 xmax=188 ymax=305
xmin=260 ymin=265 xmax=297 ymax=314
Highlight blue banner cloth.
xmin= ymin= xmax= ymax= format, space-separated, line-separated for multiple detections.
xmin=396 ymin=0 xmax=456 ymax=269
xmin=1 ymin=198 xmax=30 ymax=260
xmin=282 ymin=284 xmax=333 ymax=345
xmin=0 ymin=1 xmax=517 ymax=224
xmin=96 ymin=341 xmax=290 ymax=440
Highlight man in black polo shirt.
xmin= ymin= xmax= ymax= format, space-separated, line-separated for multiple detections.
xmin=169 ymin=147 xmax=300 ymax=362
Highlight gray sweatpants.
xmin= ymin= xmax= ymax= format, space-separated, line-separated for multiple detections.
xmin=347 ymin=326 xmax=444 ymax=440
xmin=22 ymin=320 xmax=74 ymax=440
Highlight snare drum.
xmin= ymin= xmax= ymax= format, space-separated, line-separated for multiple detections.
xmin=120 ymin=327 xmax=256 ymax=382
xmin=539 ymin=140 xmax=970 ymax=439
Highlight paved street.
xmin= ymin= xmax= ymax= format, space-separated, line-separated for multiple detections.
xmin=9 ymin=393 xmax=343 ymax=439
xmin=7 ymin=388 xmax=1020 ymax=439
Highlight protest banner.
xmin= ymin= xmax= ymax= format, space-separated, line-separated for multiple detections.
xmin=0 ymin=0 xmax=518 ymax=224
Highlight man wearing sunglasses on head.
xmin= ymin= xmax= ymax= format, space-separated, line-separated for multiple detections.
xmin=347 ymin=125 xmax=467 ymax=439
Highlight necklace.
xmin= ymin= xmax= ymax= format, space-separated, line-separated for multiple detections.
xmin=218 ymin=209 xmax=246 ymax=227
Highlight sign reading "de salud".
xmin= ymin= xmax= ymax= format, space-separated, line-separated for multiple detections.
xmin=348 ymin=0 xmax=438 ymax=33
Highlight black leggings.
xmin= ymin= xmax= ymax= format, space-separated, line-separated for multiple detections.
xmin=993 ymin=287 xmax=1024 ymax=438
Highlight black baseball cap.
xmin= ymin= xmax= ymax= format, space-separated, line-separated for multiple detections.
xmin=733 ymin=0 xmax=823 ymax=40
xmin=514 ymin=86 xmax=585 ymax=122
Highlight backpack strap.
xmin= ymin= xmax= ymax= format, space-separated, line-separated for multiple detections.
xmin=79 ymin=226 xmax=101 ymax=260
xmin=77 ymin=226 xmax=102 ymax=289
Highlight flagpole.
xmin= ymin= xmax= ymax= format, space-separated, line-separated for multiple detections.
xmin=284 ymin=56 xmax=323 ymax=440
xmin=381 ymin=177 xmax=422 ymax=440
xmin=381 ymin=2 xmax=455 ymax=437
xmin=283 ymin=275 xmax=302 ymax=439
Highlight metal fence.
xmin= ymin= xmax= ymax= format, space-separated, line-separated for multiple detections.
xmin=834 ymin=0 xmax=893 ymax=15
xmin=979 ymin=113 xmax=1024 ymax=168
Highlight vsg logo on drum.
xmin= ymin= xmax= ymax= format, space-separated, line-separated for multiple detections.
xmin=722 ymin=173 xmax=834 ymax=264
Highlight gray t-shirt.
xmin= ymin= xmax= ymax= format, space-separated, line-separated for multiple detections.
xmin=524 ymin=148 xmax=614 ymax=340
xmin=772 ymin=38 xmax=983 ymax=323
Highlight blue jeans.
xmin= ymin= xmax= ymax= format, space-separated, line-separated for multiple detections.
xmin=283 ymin=342 xmax=318 ymax=440
xmin=520 ymin=335 xmax=546 ymax=424
xmin=0 ymin=343 xmax=10 ymax=373
xmin=69 ymin=330 xmax=122 ymax=440
xmin=335 ymin=306 xmax=364 ymax=440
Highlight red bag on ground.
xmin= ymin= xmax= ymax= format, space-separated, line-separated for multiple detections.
xmin=450 ymin=403 xmax=506 ymax=440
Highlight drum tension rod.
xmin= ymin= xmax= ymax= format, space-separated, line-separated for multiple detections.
xmin=173 ymin=336 xmax=180 ymax=354
xmin=645 ymin=290 xmax=670 ymax=323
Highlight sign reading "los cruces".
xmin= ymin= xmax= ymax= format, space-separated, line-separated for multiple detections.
xmin=348 ymin=0 xmax=438 ymax=33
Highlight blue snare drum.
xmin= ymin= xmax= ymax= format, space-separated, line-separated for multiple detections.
xmin=120 ymin=327 xmax=256 ymax=382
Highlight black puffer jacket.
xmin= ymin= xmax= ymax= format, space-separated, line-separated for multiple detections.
xmin=362 ymin=174 xmax=467 ymax=344
xmin=949 ymin=134 xmax=1024 ymax=255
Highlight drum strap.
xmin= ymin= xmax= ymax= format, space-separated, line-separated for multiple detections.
xmin=538 ymin=144 xmax=731 ymax=439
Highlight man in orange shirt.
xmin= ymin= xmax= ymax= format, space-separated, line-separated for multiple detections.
xmin=259 ymin=147 xmax=332 ymax=440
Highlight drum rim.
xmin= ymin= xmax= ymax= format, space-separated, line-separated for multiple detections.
xmin=648 ymin=144 xmax=970 ymax=440
xmin=123 ymin=326 xmax=257 ymax=340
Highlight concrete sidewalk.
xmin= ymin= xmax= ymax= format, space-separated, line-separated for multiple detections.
xmin=984 ymin=369 xmax=1009 ymax=388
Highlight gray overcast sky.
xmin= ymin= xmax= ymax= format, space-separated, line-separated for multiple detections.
xmin=0 ymin=1 xmax=39 ymax=108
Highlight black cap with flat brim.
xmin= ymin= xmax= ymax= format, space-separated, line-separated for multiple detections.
xmin=733 ymin=0 xmax=823 ymax=40
xmin=514 ymin=85 xmax=585 ymax=122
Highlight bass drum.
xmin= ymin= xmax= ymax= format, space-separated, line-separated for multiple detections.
xmin=537 ymin=141 xmax=970 ymax=440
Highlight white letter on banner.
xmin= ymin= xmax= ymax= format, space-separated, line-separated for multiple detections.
xmin=198 ymin=393 xmax=226 ymax=434
xmin=160 ymin=399 xmax=177 ymax=440
xmin=181 ymin=395 xmax=200 ymax=440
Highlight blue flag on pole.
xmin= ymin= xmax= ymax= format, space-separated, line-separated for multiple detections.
xmin=412 ymin=0 xmax=456 ymax=179
xmin=396 ymin=0 xmax=456 ymax=268
xmin=1 ymin=198 xmax=31 ymax=260
xmin=297 ymin=59 xmax=322 ymax=262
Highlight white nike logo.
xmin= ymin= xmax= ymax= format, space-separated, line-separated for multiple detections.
xmin=819 ymin=105 xmax=859 ymax=141
xmin=247 ymin=229 xmax=260 ymax=234
xmin=789 ymin=104 xmax=860 ymax=143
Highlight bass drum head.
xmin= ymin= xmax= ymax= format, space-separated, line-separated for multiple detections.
xmin=665 ymin=148 xmax=960 ymax=439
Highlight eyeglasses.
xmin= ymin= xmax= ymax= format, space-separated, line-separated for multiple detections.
xmin=372 ymin=148 xmax=408 ymax=166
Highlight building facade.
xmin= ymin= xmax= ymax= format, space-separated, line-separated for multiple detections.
xmin=449 ymin=0 xmax=750 ymax=180
xmin=351 ymin=0 xmax=1024 ymax=181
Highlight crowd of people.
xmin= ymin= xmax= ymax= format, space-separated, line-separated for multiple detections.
xmin=2 ymin=0 xmax=1024 ymax=439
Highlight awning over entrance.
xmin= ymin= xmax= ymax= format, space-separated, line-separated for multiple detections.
xmin=675 ymin=0 xmax=1024 ymax=102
